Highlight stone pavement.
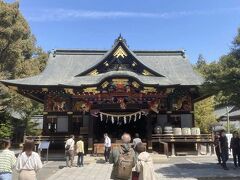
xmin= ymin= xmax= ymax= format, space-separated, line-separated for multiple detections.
xmin=12 ymin=156 xmax=240 ymax=180
xmin=46 ymin=160 xmax=240 ymax=180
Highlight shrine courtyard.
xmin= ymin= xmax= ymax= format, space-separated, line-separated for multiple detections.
xmin=12 ymin=155 xmax=240 ymax=180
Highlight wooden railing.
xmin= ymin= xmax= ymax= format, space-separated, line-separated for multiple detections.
xmin=24 ymin=135 xmax=74 ymax=144
xmin=159 ymin=140 xmax=169 ymax=157
xmin=152 ymin=134 xmax=213 ymax=143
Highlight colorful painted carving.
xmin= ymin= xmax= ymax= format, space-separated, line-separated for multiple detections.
xmin=149 ymin=99 xmax=160 ymax=113
xmin=73 ymin=100 xmax=91 ymax=113
xmin=141 ymin=87 xmax=157 ymax=94
xmin=173 ymin=95 xmax=192 ymax=111
xmin=83 ymin=87 xmax=99 ymax=94
xmin=118 ymin=97 xmax=127 ymax=109
xmin=46 ymin=95 xmax=69 ymax=111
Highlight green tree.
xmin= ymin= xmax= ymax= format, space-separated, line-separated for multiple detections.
xmin=194 ymin=97 xmax=217 ymax=133
xmin=0 ymin=1 xmax=47 ymax=138
xmin=194 ymin=55 xmax=217 ymax=133
xmin=203 ymin=28 xmax=240 ymax=106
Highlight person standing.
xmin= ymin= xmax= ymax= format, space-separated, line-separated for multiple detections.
xmin=109 ymin=133 xmax=136 ymax=180
xmin=0 ymin=139 xmax=16 ymax=180
xmin=230 ymin=131 xmax=240 ymax=168
xmin=132 ymin=133 xmax=142 ymax=150
xmin=76 ymin=136 xmax=84 ymax=167
xmin=219 ymin=130 xmax=229 ymax=170
xmin=16 ymin=139 xmax=43 ymax=180
xmin=104 ymin=133 xmax=111 ymax=163
xmin=214 ymin=132 xmax=222 ymax=164
xmin=65 ymin=135 xmax=75 ymax=168
xmin=135 ymin=143 xmax=157 ymax=180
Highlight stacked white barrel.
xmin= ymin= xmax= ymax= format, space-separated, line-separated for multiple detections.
xmin=191 ymin=127 xmax=200 ymax=135
xmin=182 ymin=128 xmax=191 ymax=135
xmin=173 ymin=128 xmax=182 ymax=135
xmin=164 ymin=126 xmax=173 ymax=134
xmin=155 ymin=126 xmax=201 ymax=135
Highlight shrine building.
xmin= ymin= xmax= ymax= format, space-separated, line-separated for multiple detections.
xmin=1 ymin=36 xmax=209 ymax=154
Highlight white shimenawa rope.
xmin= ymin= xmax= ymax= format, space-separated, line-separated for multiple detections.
xmin=99 ymin=111 xmax=143 ymax=124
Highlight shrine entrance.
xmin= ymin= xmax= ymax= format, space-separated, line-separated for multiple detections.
xmin=94 ymin=111 xmax=147 ymax=143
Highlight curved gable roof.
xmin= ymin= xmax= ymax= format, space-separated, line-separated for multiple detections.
xmin=1 ymin=37 xmax=204 ymax=87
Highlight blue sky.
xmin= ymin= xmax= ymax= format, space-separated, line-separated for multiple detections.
xmin=6 ymin=0 xmax=240 ymax=63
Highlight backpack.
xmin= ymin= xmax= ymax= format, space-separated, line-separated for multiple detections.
xmin=115 ymin=147 xmax=134 ymax=180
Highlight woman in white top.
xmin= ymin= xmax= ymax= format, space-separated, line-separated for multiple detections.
xmin=16 ymin=139 xmax=43 ymax=180
xmin=135 ymin=143 xmax=157 ymax=180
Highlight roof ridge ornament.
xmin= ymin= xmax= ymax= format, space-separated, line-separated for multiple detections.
xmin=114 ymin=34 xmax=128 ymax=47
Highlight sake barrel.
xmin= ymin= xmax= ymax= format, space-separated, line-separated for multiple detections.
xmin=173 ymin=128 xmax=182 ymax=135
xmin=191 ymin=127 xmax=200 ymax=135
xmin=182 ymin=128 xmax=191 ymax=135
xmin=164 ymin=126 xmax=173 ymax=134
xmin=154 ymin=126 xmax=162 ymax=134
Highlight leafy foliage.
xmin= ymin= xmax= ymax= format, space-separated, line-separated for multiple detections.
xmin=202 ymin=28 xmax=240 ymax=107
xmin=194 ymin=55 xmax=217 ymax=133
xmin=194 ymin=97 xmax=217 ymax=133
xmin=0 ymin=1 xmax=47 ymax=138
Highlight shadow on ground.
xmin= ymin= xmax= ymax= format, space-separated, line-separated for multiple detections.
xmin=155 ymin=162 xmax=240 ymax=179
xmin=96 ymin=158 xmax=107 ymax=164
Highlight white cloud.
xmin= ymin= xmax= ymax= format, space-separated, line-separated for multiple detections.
xmin=26 ymin=7 xmax=240 ymax=22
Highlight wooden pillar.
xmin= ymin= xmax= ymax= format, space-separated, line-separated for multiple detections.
xmin=171 ymin=143 xmax=175 ymax=156
xmin=146 ymin=114 xmax=153 ymax=153
xmin=211 ymin=143 xmax=215 ymax=155
xmin=68 ymin=114 xmax=73 ymax=134
xmin=197 ymin=143 xmax=201 ymax=155
xmin=88 ymin=114 xmax=94 ymax=154
xmin=42 ymin=114 xmax=48 ymax=135
xmin=191 ymin=95 xmax=195 ymax=127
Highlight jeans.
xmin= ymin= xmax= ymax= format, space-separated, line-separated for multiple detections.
xmin=104 ymin=147 xmax=111 ymax=162
xmin=77 ymin=152 xmax=84 ymax=166
xmin=66 ymin=150 xmax=74 ymax=167
xmin=0 ymin=173 xmax=12 ymax=180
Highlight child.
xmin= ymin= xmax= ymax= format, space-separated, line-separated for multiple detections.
xmin=135 ymin=143 xmax=157 ymax=180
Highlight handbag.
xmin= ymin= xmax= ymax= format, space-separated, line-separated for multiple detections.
xmin=132 ymin=171 xmax=139 ymax=180
xmin=65 ymin=139 xmax=73 ymax=151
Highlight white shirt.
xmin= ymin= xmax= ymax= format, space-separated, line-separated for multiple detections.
xmin=133 ymin=138 xmax=142 ymax=148
xmin=104 ymin=136 xmax=111 ymax=148
xmin=65 ymin=138 xmax=75 ymax=151
xmin=16 ymin=152 xmax=43 ymax=172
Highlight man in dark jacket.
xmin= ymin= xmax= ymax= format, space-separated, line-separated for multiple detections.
xmin=214 ymin=132 xmax=221 ymax=164
xmin=230 ymin=131 xmax=240 ymax=167
xmin=219 ymin=130 xmax=229 ymax=170
xmin=109 ymin=133 xmax=136 ymax=180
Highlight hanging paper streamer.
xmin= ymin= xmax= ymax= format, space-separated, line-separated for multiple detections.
xmin=99 ymin=111 xmax=145 ymax=124
xmin=124 ymin=116 xmax=127 ymax=124
xmin=134 ymin=113 xmax=137 ymax=122
xmin=111 ymin=116 xmax=114 ymax=124
xmin=117 ymin=116 xmax=120 ymax=125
